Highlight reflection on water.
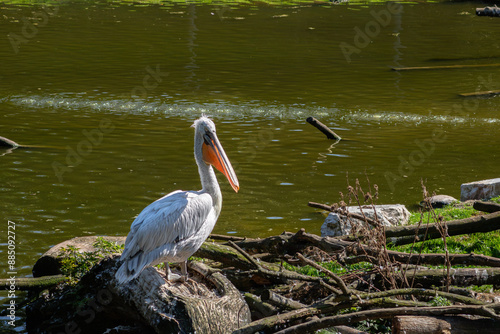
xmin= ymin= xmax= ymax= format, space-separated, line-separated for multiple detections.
xmin=0 ymin=0 xmax=499 ymax=301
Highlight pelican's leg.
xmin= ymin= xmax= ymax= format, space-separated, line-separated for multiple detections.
xmin=165 ymin=262 xmax=182 ymax=282
xmin=180 ymin=261 xmax=188 ymax=282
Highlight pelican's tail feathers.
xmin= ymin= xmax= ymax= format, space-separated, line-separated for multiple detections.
xmin=114 ymin=253 xmax=149 ymax=284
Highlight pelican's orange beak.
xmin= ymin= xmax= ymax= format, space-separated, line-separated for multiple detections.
xmin=202 ymin=131 xmax=239 ymax=193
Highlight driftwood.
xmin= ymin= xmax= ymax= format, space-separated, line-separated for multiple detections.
xmin=306 ymin=117 xmax=342 ymax=141
xmin=392 ymin=63 xmax=500 ymax=71
xmin=393 ymin=315 xmax=500 ymax=334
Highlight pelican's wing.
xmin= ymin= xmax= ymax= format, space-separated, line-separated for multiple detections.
xmin=120 ymin=190 xmax=213 ymax=261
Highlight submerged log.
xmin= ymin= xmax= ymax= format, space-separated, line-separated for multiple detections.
xmin=476 ymin=6 xmax=500 ymax=17
xmin=27 ymin=255 xmax=251 ymax=334
xmin=0 ymin=135 xmax=20 ymax=148
xmin=306 ymin=117 xmax=342 ymax=141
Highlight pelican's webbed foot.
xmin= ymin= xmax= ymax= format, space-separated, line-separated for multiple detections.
xmin=165 ymin=262 xmax=188 ymax=282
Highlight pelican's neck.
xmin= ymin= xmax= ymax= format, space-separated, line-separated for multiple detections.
xmin=194 ymin=135 xmax=222 ymax=215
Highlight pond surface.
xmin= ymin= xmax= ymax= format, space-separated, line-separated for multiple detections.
xmin=0 ymin=0 xmax=499 ymax=329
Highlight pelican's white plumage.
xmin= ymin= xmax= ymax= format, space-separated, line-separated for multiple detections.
xmin=115 ymin=116 xmax=239 ymax=284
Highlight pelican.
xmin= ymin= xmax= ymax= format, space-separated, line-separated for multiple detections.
xmin=115 ymin=116 xmax=239 ymax=284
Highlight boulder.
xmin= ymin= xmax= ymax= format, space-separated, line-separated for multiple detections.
xmin=461 ymin=178 xmax=500 ymax=201
xmin=421 ymin=195 xmax=458 ymax=209
xmin=321 ymin=204 xmax=410 ymax=237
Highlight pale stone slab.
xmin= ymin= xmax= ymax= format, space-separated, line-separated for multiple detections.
xmin=460 ymin=178 xmax=500 ymax=201
xmin=321 ymin=204 xmax=410 ymax=237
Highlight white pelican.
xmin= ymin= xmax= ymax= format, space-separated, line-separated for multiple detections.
xmin=115 ymin=116 xmax=239 ymax=284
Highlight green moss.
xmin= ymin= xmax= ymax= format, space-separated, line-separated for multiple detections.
xmin=490 ymin=196 xmax=500 ymax=204
xmin=389 ymin=204 xmax=500 ymax=258
xmin=59 ymin=237 xmax=124 ymax=282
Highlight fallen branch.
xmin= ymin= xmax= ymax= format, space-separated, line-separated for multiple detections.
xmin=261 ymin=290 xmax=307 ymax=310
xmin=459 ymin=90 xmax=500 ymax=98
xmin=308 ymin=201 xmax=380 ymax=228
xmin=209 ymin=234 xmax=246 ymax=242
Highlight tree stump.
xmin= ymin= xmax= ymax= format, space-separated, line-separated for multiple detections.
xmin=28 ymin=250 xmax=251 ymax=333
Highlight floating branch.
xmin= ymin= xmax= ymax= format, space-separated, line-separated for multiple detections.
xmin=306 ymin=117 xmax=341 ymax=141
xmin=392 ymin=63 xmax=500 ymax=71
xmin=459 ymin=90 xmax=500 ymax=98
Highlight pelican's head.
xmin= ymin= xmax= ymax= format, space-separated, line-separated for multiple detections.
xmin=193 ymin=116 xmax=239 ymax=193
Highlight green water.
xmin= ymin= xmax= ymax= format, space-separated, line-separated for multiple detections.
xmin=0 ymin=0 xmax=499 ymax=329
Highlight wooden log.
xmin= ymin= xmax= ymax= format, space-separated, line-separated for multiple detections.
xmin=306 ymin=117 xmax=341 ymax=141
xmin=459 ymin=90 xmax=500 ymax=98
xmin=476 ymin=6 xmax=500 ymax=17
xmin=473 ymin=200 xmax=500 ymax=213
xmin=392 ymin=63 xmax=500 ymax=71
xmin=0 ymin=275 xmax=69 ymax=291
xmin=393 ymin=315 xmax=500 ymax=334
xmin=401 ymin=267 xmax=500 ymax=288
xmin=385 ymin=211 xmax=500 ymax=246
xmin=32 ymin=235 xmax=125 ymax=277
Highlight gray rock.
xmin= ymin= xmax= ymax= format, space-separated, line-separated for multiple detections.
xmin=421 ymin=195 xmax=458 ymax=209
xmin=321 ymin=204 xmax=410 ymax=237
xmin=461 ymin=178 xmax=500 ymax=201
